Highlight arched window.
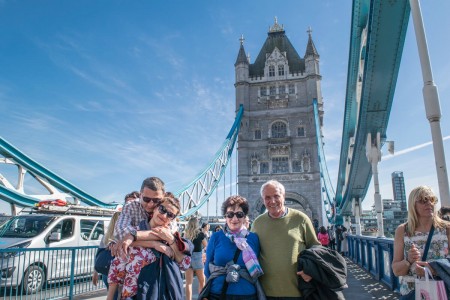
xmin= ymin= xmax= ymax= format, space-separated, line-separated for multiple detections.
xmin=271 ymin=121 xmax=287 ymax=138
xmin=269 ymin=65 xmax=275 ymax=77
xmin=278 ymin=65 xmax=284 ymax=76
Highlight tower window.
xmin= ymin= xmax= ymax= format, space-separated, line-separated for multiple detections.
xmin=289 ymin=84 xmax=295 ymax=94
xmin=269 ymin=66 xmax=275 ymax=77
xmin=260 ymin=87 xmax=267 ymax=96
xmin=272 ymin=157 xmax=289 ymax=174
xmin=254 ymin=129 xmax=261 ymax=140
xmin=269 ymin=86 xmax=276 ymax=96
xmin=278 ymin=65 xmax=284 ymax=76
xmin=297 ymin=126 xmax=305 ymax=137
xmin=271 ymin=121 xmax=287 ymax=138
xmin=292 ymin=160 xmax=302 ymax=172
xmin=279 ymin=85 xmax=286 ymax=95
xmin=260 ymin=162 xmax=269 ymax=174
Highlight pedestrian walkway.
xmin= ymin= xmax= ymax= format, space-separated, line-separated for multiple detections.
xmin=80 ymin=258 xmax=400 ymax=300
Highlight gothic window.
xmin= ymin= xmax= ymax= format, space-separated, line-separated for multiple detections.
xmin=269 ymin=86 xmax=276 ymax=96
xmin=254 ymin=129 xmax=261 ymax=140
xmin=260 ymin=87 xmax=267 ymax=96
xmin=271 ymin=121 xmax=287 ymax=138
xmin=278 ymin=65 xmax=284 ymax=76
xmin=269 ymin=66 xmax=275 ymax=77
xmin=272 ymin=157 xmax=289 ymax=174
xmin=289 ymin=84 xmax=295 ymax=94
xmin=260 ymin=162 xmax=269 ymax=174
xmin=292 ymin=160 xmax=302 ymax=172
xmin=297 ymin=126 xmax=305 ymax=137
xmin=279 ymin=85 xmax=286 ymax=95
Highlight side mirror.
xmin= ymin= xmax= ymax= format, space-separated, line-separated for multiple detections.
xmin=49 ymin=232 xmax=61 ymax=242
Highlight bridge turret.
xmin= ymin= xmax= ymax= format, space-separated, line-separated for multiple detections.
xmin=304 ymin=27 xmax=320 ymax=75
xmin=235 ymin=34 xmax=250 ymax=109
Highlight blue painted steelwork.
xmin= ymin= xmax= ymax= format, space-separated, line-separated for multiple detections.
xmin=176 ymin=105 xmax=243 ymax=219
xmin=0 ymin=136 xmax=116 ymax=208
xmin=334 ymin=0 xmax=410 ymax=216
xmin=0 ymin=246 xmax=104 ymax=299
xmin=313 ymin=99 xmax=335 ymax=222
xmin=346 ymin=235 xmax=399 ymax=292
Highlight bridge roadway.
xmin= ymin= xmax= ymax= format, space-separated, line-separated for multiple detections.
xmin=77 ymin=258 xmax=401 ymax=300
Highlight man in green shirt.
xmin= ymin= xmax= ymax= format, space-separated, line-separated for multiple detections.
xmin=251 ymin=180 xmax=320 ymax=299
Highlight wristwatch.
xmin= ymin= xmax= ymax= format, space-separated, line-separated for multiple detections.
xmin=130 ymin=229 xmax=137 ymax=242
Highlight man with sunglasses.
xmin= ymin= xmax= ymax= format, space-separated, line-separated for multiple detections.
xmin=112 ymin=177 xmax=190 ymax=259
xmin=251 ymin=180 xmax=320 ymax=300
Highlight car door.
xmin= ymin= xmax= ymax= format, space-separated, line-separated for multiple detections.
xmin=46 ymin=218 xmax=76 ymax=280
xmin=78 ymin=219 xmax=104 ymax=275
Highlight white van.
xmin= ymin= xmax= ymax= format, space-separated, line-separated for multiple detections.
xmin=0 ymin=206 xmax=113 ymax=294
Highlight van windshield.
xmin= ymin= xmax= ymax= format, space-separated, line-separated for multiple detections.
xmin=0 ymin=215 xmax=55 ymax=238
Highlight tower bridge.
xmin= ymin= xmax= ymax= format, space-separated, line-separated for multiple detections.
xmin=0 ymin=0 xmax=447 ymax=229
xmin=0 ymin=1 xmax=449 ymax=298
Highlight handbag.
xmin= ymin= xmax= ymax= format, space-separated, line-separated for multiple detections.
xmin=94 ymin=247 xmax=114 ymax=276
xmin=415 ymin=267 xmax=448 ymax=300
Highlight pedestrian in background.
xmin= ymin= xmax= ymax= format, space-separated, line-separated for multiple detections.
xmin=328 ymin=225 xmax=336 ymax=250
xmin=184 ymin=218 xmax=207 ymax=300
xmin=317 ymin=226 xmax=330 ymax=248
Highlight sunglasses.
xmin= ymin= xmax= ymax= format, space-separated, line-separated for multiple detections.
xmin=416 ymin=196 xmax=437 ymax=205
xmin=225 ymin=211 xmax=246 ymax=219
xmin=142 ymin=197 xmax=162 ymax=204
xmin=158 ymin=205 xmax=177 ymax=220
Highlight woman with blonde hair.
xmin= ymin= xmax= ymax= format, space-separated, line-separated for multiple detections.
xmin=392 ymin=186 xmax=450 ymax=299
xmin=184 ymin=217 xmax=207 ymax=300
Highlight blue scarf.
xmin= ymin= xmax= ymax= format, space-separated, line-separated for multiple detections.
xmin=224 ymin=225 xmax=264 ymax=280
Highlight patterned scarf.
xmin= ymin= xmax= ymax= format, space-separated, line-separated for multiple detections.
xmin=224 ymin=225 xmax=264 ymax=280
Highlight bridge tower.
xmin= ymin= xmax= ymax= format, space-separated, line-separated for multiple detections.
xmin=235 ymin=19 xmax=325 ymax=224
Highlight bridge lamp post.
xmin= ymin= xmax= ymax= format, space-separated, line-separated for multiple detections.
xmin=410 ymin=0 xmax=450 ymax=206
xmin=352 ymin=198 xmax=362 ymax=236
xmin=366 ymin=132 xmax=385 ymax=238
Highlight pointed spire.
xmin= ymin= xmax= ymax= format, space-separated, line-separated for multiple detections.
xmin=305 ymin=26 xmax=319 ymax=57
xmin=235 ymin=34 xmax=249 ymax=66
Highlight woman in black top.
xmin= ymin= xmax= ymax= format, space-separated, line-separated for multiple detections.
xmin=184 ymin=218 xmax=207 ymax=300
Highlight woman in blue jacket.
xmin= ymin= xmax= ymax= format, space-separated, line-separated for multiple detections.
xmin=202 ymin=195 xmax=264 ymax=300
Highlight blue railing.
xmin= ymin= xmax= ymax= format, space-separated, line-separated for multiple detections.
xmin=346 ymin=234 xmax=400 ymax=291
xmin=0 ymin=246 xmax=105 ymax=299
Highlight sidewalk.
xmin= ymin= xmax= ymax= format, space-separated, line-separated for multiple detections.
xmin=82 ymin=259 xmax=400 ymax=299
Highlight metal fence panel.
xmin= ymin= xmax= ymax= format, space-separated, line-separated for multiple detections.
xmin=0 ymin=246 xmax=105 ymax=300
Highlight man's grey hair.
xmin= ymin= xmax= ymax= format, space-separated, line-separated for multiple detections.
xmin=260 ymin=180 xmax=285 ymax=197
xmin=140 ymin=177 xmax=165 ymax=193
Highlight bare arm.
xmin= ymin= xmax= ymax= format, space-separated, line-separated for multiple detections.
xmin=392 ymin=224 xmax=411 ymax=276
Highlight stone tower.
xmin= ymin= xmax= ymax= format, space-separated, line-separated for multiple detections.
xmin=235 ymin=19 xmax=324 ymax=224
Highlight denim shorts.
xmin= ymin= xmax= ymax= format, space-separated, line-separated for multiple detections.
xmin=190 ymin=251 xmax=204 ymax=270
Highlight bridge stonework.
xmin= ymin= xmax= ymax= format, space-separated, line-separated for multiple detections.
xmin=234 ymin=20 xmax=325 ymax=225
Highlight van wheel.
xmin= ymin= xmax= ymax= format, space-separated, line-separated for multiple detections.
xmin=22 ymin=265 xmax=45 ymax=294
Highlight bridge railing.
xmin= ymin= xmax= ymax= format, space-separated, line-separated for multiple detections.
xmin=0 ymin=246 xmax=104 ymax=300
xmin=347 ymin=234 xmax=399 ymax=291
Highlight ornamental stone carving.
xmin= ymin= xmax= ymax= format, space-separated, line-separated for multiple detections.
xmin=269 ymin=144 xmax=290 ymax=157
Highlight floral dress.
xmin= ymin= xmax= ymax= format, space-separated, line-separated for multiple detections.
xmin=399 ymin=226 xmax=449 ymax=296
xmin=108 ymin=225 xmax=191 ymax=299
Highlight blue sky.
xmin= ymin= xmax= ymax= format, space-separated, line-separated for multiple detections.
xmin=0 ymin=1 xmax=449 ymax=218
